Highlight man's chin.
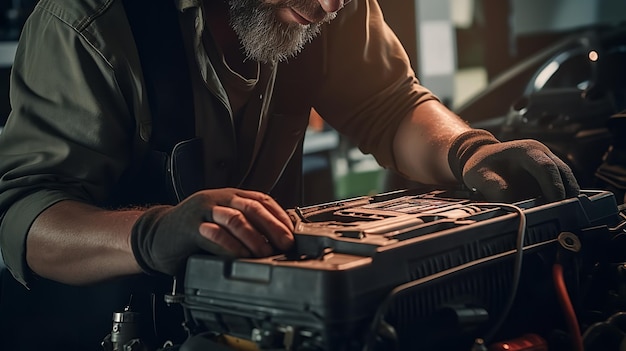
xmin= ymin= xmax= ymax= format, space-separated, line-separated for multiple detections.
xmin=227 ymin=0 xmax=328 ymax=63
xmin=241 ymin=37 xmax=311 ymax=63
xmin=238 ymin=23 xmax=322 ymax=63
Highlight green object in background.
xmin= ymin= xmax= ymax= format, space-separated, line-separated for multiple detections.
xmin=335 ymin=169 xmax=384 ymax=200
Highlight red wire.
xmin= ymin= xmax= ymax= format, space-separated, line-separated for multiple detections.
xmin=552 ymin=263 xmax=584 ymax=351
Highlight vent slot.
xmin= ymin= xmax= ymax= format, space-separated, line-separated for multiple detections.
xmin=408 ymin=221 xmax=560 ymax=280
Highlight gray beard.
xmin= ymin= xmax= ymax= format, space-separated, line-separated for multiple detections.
xmin=227 ymin=0 xmax=336 ymax=63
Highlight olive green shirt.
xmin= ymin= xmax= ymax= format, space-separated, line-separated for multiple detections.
xmin=0 ymin=0 xmax=437 ymax=286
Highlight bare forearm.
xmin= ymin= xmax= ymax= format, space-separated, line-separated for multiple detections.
xmin=393 ymin=99 xmax=472 ymax=184
xmin=26 ymin=200 xmax=144 ymax=285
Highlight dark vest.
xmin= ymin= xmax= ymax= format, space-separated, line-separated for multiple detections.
xmin=109 ymin=0 xmax=304 ymax=210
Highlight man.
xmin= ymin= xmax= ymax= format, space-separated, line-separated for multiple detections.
xmin=0 ymin=0 xmax=579 ymax=349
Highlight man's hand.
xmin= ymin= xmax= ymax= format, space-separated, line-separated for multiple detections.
xmin=448 ymin=130 xmax=581 ymax=203
xmin=130 ymin=188 xmax=295 ymax=276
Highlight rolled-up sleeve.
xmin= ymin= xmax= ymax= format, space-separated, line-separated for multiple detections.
xmin=0 ymin=4 xmax=137 ymax=285
xmin=313 ymin=0 xmax=438 ymax=170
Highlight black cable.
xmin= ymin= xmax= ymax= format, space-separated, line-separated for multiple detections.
xmin=361 ymin=203 xmax=527 ymax=350
xmin=478 ymin=203 xmax=527 ymax=344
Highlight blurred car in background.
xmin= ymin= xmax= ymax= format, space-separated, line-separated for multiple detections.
xmin=456 ymin=23 xmax=626 ymax=193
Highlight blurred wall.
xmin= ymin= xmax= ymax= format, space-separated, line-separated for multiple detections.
xmin=480 ymin=0 xmax=626 ymax=80
xmin=513 ymin=0 xmax=626 ymax=35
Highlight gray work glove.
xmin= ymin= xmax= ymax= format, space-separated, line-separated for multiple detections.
xmin=448 ymin=129 xmax=580 ymax=202
xmin=130 ymin=188 xmax=294 ymax=276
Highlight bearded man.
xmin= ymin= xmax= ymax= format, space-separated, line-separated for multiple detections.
xmin=0 ymin=0 xmax=579 ymax=349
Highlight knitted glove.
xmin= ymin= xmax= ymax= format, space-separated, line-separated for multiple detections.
xmin=130 ymin=188 xmax=294 ymax=276
xmin=448 ymin=130 xmax=580 ymax=202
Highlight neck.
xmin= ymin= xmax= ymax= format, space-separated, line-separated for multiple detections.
xmin=203 ymin=0 xmax=258 ymax=74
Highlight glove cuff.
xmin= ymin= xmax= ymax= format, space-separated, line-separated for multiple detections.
xmin=447 ymin=129 xmax=500 ymax=182
xmin=130 ymin=205 xmax=173 ymax=276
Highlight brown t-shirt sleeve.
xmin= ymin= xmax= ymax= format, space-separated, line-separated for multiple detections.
xmin=312 ymin=0 xmax=439 ymax=171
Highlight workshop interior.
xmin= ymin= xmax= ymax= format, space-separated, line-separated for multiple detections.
xmin=1 ymin=0 xmax=626 ymax=350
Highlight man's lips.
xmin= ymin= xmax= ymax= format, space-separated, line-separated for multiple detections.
xmin=276 ymin=6 xmax=330 ymax=26
xmin=289 ymin=7 xmax=314 ymax=25
xmin=274 ymin=7 xmax=310 ymax=25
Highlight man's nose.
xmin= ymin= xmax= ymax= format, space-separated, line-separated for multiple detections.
xmin=318 ymin=0 xmax=345 ymax=13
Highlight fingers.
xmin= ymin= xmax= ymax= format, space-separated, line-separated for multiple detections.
xmin=196 ymin=222 xmax=252 ymax=257
xmin=197 ymin=212 xmax=264 ymax=257
xmin=234 ymin=190 xmax=295 ymax=232
xmin=464 ymin=140 xmax=580 ymax=203
xmin=464 ymin=167 xmax=520 ymax=203
xmin=228 ymin=191 xmax=294 ymax=250
xmin=513 ymin=142 xmax=580 ymax=202
xmin=518 ymin=148 xmax=566 ymax=202
xmin=189 ymin=189 xmax=294 ymax=257
xmin=550 ymin=154 xmax=581 ymax=198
